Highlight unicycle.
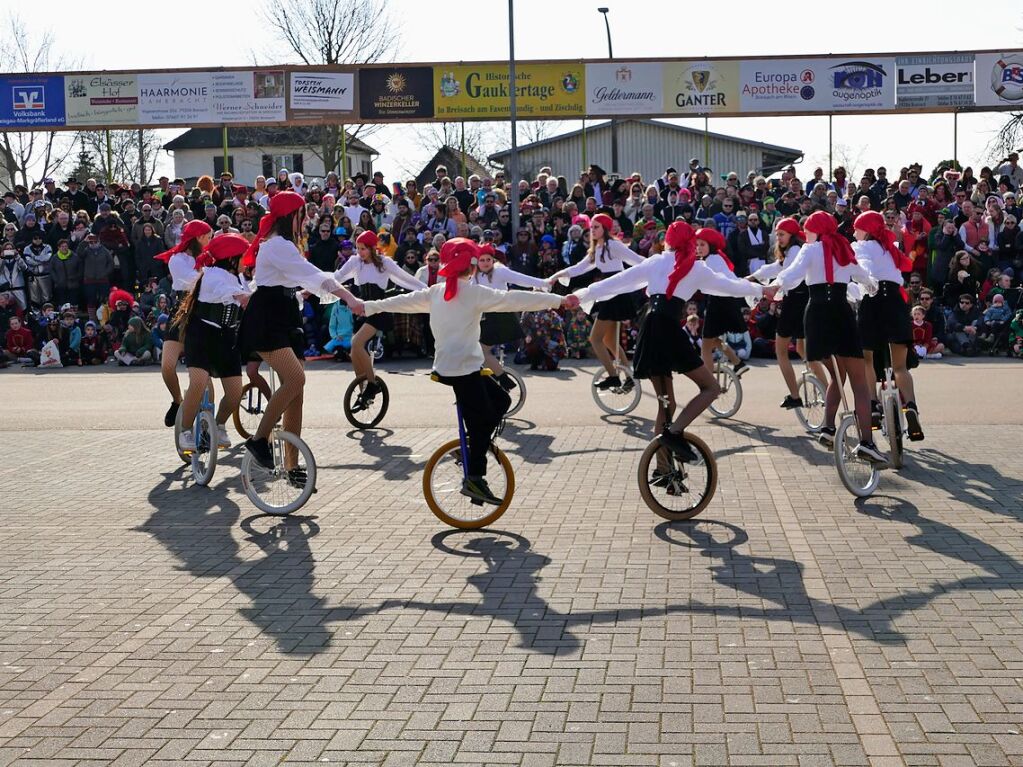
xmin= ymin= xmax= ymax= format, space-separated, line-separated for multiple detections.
xmin=707 ymin=361 xmax=742 ymax=418
xmin=637 ymin=395 xmax=718 ymax=521
xmin=876 ymin=343 xmax=905 ymax=470
xmin=233 ymin=370 xmax=272 ymax=440
xmin=422 ymin=370 xmax=515 ymax=529
xmin=173 ymin=379 xmax=216 ymax=464
xmin=793 ymin=366 xmax=827 ymax=433
xmin=241 ymin=368 xmax=317 ymax=515
xmin=367 ymin=329 xmax=385 ymax=361
xmin=829 ymin=357 xmax=882 ymax=498
xmin=343 ymin=373 xmax=390 ymax=428
xmin=591 ymin=321 xmax=642 ymax=415
xmin=189 ymin=386 xmax=218 ymax=487
xmin=494 ymin=346 xmax=526 ymax=417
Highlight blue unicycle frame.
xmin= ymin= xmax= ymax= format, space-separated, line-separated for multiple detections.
xmin=194 ymin=387 xmax=215 ymax=448
xmin=455 ymin=400 xmax=470 ymax=480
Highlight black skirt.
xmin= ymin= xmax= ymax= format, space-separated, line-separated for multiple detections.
xmin=238 ymin=285 xmax=305 ymax=360
xmin=359 ymin=283 xmax=393 ymax=332
xmin=633 ymin=295 xmax=703 ymax=379
xmin=184 ymin=316 xmax=242 ymax=379
xmin=165 ymin=320 xmax=182 ymax=344
xmin=776 ymin=285 xmax=809 ymax=339
xmin=480 ymin=312 xmax=524 ymax=346
xmin=804 ymin=283 xmax=863 ymax=361
xmin=858 ymin=281 xmax=912 ymax=349
xmin=593 ymin=291 xmax=637 ymax=322
xmin=702 ymin=295 xmax=747 ymax=338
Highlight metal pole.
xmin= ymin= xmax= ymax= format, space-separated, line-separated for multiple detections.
xmin=828 ymin=115 xmax=833 ymax=178
xmin=599 ymin=8 xmax=617 ymax=177
xmin=507 ymin=0 xmax=519 ymax=241
xmin=221 ymin=125 xmax=229 ymax=175
xmin=581 ymin=118 xmax=587 ymax=171
xmin=340 ymin=125 xmax=348 ymax=178
xmin=460 ymin=121 xmax=467 ymax=179
xmin=105 ymin=130 xmax=113 ymax=182
xmin=703 ymin=116 xmax=709 ymax=171
xmin=953 ymin=112 xmax=958 ymax=167
xmin=137 ymin=129 xmax=145 ymax=185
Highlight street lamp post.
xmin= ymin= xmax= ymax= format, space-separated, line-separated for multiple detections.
xmin=598 ymin=7 xmax=618 ymax=178
xmin=507 ymin=0 xmax=519 ymax=241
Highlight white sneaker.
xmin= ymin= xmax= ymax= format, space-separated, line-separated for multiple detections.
xmin=217 ymin=425 xmax=231 ymax=449
xmin=178 ymin=429 xmax=194 ymax=451
xmin=926 ymin=352 xmax=942 ymax=360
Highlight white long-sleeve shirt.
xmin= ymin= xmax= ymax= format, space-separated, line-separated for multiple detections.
xmin=253 ymin=236 xmax=342 ymax=295
xmin=474 ymin=263 xmax=548 ymax=291
xmin=852 ymin=239 xmax=904 ymax=284
xmin=553 ymin=239 xmax=644 ymax=285
xmin=575 ymin=251 xmax=762 ymax=314
xmin=198 ymin=266 xmax=251 ymax=305
xmin=169 ymin=253 xmax=199 ymax=292
xmin=333 ymin=256 xmax=426 ymax=292
xmin=704 ymin=253 xmax=733 ymax=276
xmin=364 ymin=280 xmax=562 ymax=376
xmin=774 ymin=242 xmax=877 ymax=293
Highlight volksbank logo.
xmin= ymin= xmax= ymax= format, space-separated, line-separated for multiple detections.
xmin=12 ymin=84 xmax=45 ymax=111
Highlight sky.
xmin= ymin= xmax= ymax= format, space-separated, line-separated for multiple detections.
xmin=11 ymin=0 xmax=1023 ymax=184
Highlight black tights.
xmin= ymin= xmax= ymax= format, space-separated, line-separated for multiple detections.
xmin=440 ymin=371 xmax=511 ymax=477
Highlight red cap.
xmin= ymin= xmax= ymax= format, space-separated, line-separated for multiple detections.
xmin=242 ymin=191 xmax=306 ymax=267
xmin=154 ymin=220 xmax=212 ymax=263
xmin=478 ymin=243 xmax=496 ymax=257
xmin=591 ymin=213 xmax=614 ymax=235
xmin=195 ymin=233 xmax=250 ymax=270
xmin=109 ymin=287 xmax=134 ymax=307
xmin=356 ymin=230 xmax=379 ymax=250
xmin=694 ymin=227 xmax=727 ymax=254
xmin=438 ymin=237 xmax=480 ymax=301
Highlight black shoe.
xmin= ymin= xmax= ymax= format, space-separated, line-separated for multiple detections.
xmin=594 ymin=374 xmax=622 ymax=390
xmin=870 ymin=400 xmax=882 ymax=429
xmin=621 ymin=376 xmax=635 ymax=393
xmin=650 ymin=470 xmax=673 ymax=488
xmin=780 ymin=395 xmax=803 ymax=410
xmin=856 ymin=440 xmax=887 ymax=464
xmin=658 ymin=429 xmax=697 ymax=463
xmin=904 ymin=402 xmax=924 ymax=442
xmin=245 ymin=437 xmax=274 ymax=469
xmin=287 ymin=468 xmax=308 ymax=489
xmin=164 ymin=400 xmax=179 ymax=428
xmin=460 ymin=476 xmax=502 ymax=506
xmin=362 ymin=380 xmax=381 ymax=401
xmin=818 ymin=426 xmax=836 ymax=447
xmin=733 ymin=361 xmax=749 ymax=377
xmin=497 ymin=372 xmax=517 ymax=391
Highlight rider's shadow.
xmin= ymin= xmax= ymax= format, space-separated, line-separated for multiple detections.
xmin=322 ymin=428 xmax=423 ymax=482
xmin=500 ymin=419 xmax=644 ymax=465
xmin=714 ymin=419 xmax=834 ymax=468
xmin=908 ymin=448 xmax=1023 ymax=521
xmin=139 ymin=472 xmax=373 ymax=656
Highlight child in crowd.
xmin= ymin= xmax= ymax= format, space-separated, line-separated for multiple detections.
xmin=58 ymin=309 xmax=81 ymax=366
xmin=724 ymin=325 xmax=752 ymax=361
xmin=152 ymin=313 xmax=169 ymax=362
xmin=114 ymin=316 xmax=155 ymax=366
xmin=521 ymin=309 xmax=567 ymax=371
xmin=979 ymin=293 xmax=1013 ymax=350
xmin=564 ymin=307 xmax=591 ymax=359
xmin=911 ymin=305 xmax=944 ymax=359
xmin=79 ymin=321 xmax=107 ymax=365
xmin=684 ymin=314 xmax=702 ymax=352
xmin=323 ymin=300 xmax=354 ymax=359
xmin=1010 ymin=309 xmax=1023 ymax=358
xmin=3 ymin=315 xmax=39 ymax=367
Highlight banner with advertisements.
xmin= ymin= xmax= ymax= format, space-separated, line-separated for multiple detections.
xmin=585 ymin=62 xmax=662 ymax=115
xmin=662 ymin=60 xmax=740 ymax=114
xmin=0 ymin=75 xmax=65 ymax=128
xmin=740 ymin=58 xmax=895 ymax=112
xmin=289 ymin=71 xmax=355 ymax=118
xmin=64 ymin=74 xmax=138 ymax=126
xmin=359 ymin=67 xmax=433 ymax=119
xmin=139 ymin=72 xmax=214 ymax=125
xmin=212 ymin=71 xmax=285 ymax=123
xmin=896 ymin=55 xmax=974 ymax=109
xmin=974 ymin=52 xmax=1023 ymax=107
xmin=434 ymin=64 xmax=585 ymax=118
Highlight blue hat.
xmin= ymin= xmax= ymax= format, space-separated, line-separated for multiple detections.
xmin=540 ymin=234 xmax=556 ymax=246
xmin=157 ymin=313 xmax=169 ymax=324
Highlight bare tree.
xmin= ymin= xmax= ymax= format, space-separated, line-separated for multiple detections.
xmin=517 ymin=121 xmax=555 ymax=147
xmin=260 ymin=0 xmax=399 ymax=177
xmin=0 ymin=13 xmax=79 ymax=191
xmin=988 ymin=113 xmax=1023 ymax=164
xmin=421 ymin=122 xmax=500 ymax=169
xmin=78 ymin=130 xmax=164 ymax=185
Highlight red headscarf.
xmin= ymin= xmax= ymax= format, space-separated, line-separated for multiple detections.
xmin=154 ymin=220 xmax=212 ymax=263
xmin=804 ymin=210 xmax=857 ymax=284
xmin=438 ymin=237 xmax=480 ymax=301
xmin=591 ymin=213 xmax=614 ymax=237
xmin=195 ymin=233 xmax=250 ymax=270
xmin=775 ymin=217 xmax=804 ymax=240
xmin=664 ymin=221 xmax=698 ymax=298
xmin=853 ymin=210 xmax=914 ymax=272
xmin=356 ymin=230 xmax=378 ymax=250
xmin=694 ymin=227 xmax=734 ymax=272
xmin=478 ymin=243 xmax=496 ymax=257
xmin=242 ymin=191 xmax=306 ymax=268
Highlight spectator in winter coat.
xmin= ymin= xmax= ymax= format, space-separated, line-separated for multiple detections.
xmin=930 ymin=221 xmax=964 ymax=290
xmin=78 ymin=233 xmax=114 ymax=312
xmin=50 ymin=239 xmax=83 ymax=309
xmin=134 ymin=224 xmax=167 ymax=284
xmin=946 ymin=294 xmax=981 ymax=355
xmin=79 ymin=320 xmax=107 ymax=365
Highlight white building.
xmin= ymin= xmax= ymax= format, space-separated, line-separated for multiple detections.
xmin=163 ymin=127 xmax=378 ymax=186
xmin=489 ymin=118 xmax=803 ymax=183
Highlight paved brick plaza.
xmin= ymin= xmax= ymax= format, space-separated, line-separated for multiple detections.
xmin=0 ymin=360 xmax=1021 ymax=766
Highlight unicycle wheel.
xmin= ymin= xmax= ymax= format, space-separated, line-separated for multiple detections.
xmin=191 ymin=410 xmax=219 ymax=487
xmin=637 ymin=432 xmax=717 ymax=521
xmin=343 ymin=375 xmax=390 ymax=428
xmin=591 ymin=366 xmax=642 ymax=415
xmin=241 ymin=430 xmax=317 ymax=515
xmin=708 ymin=364 xmax=742 ymax=419
xmin=794 ymin=373 xmax=827 ymax=433
xmin=423 ymin=438 xmax=514 ymax=529
xmin=834 ymin=414 xmax=881 ymax=498
xmin=233 ymin=382 xmax=270 ymax=440
xmin=502 ymin=368 xmax=526 ymax=417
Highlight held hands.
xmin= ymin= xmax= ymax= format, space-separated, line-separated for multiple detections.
xmin=348 ymin=298 xmax=366 ymax=316
xmin=561 ymin=294 xmax=580 ymax=310
xmin=762 ymin=284 xmax=780 ymax=301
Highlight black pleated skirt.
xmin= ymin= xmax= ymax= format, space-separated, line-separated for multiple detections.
xmin=702 ymin=295 xmax=746 ymax=338
xmin=184 ymin=316 xmax=241 ymax=379
xmin=238 ymin=285 xmax=304 ymax=360
xmin=359 ymin=283 xmax=393 ymax=332
xmin=776 ymin=285 xmax=809 ymax=340
xmin=804 ymin=283 xmax=862 ymax=361
xmin=858 ymin=281 xmax=912 ymax=348
xmin=480 ymin=312 xmax=524 ymax=346
xmin=633 ymin=295 xmax=703 ymax=379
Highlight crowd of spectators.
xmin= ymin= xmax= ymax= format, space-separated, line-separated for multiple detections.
xmin=2 ymin=152 xmax=1022 ymax=370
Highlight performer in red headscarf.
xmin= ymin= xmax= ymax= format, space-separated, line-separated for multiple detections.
xmin=694 ymin=227 xmax=749 ymax=379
